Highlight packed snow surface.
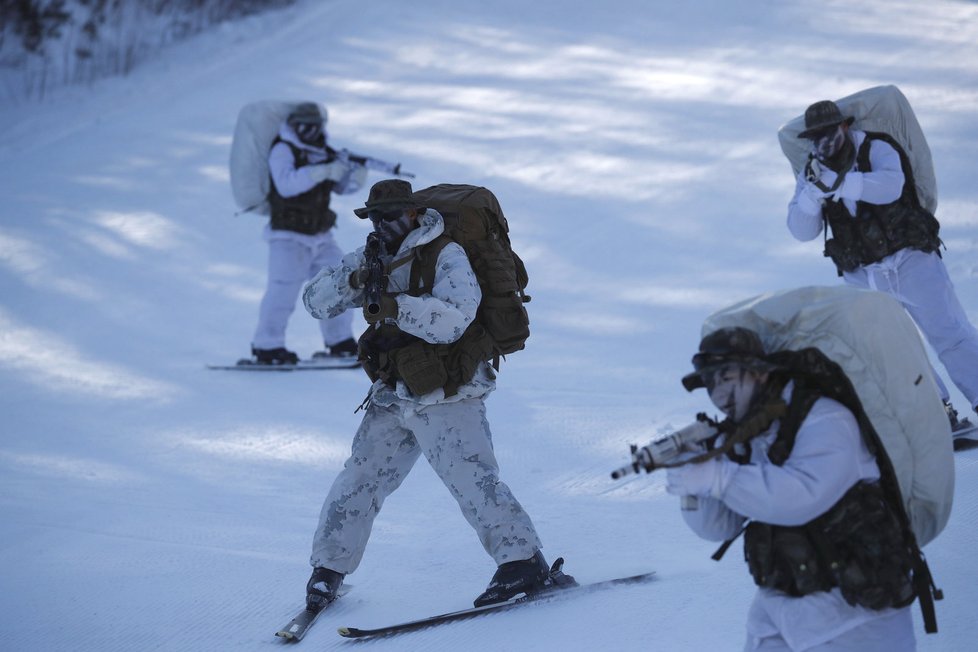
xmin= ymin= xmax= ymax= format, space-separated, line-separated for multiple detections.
xmin=2 ymin=0 xmax=977 ymax=650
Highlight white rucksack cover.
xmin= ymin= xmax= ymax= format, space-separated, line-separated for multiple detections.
xmin=778 ymin=85 xmax=938 ymax=214
xmin=701 ymin=285 xmax=953 ymax=547
xmin=229 ymin=100 xmax=327 ymax=215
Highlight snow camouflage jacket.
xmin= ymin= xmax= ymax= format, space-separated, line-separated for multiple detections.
xmin=302 ymin=209 xmax=496 ymax=407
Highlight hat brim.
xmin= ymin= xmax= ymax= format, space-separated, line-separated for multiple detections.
xmin=797 ymin=115 xmax=854 ymax=139
xmin=681 ymin=371 xmax=706 ymax=392
xmin=290 ymin=116 xmax=322 ymax=126
xmin=353 ymin=201 xmax=419 ymax=219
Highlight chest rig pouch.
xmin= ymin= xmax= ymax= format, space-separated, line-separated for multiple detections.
xmin=357 ymin=239 xmax=492 ymax=398
xmin=822 ymin=132 xmax=942 ymax=275
xmin=268 ymin=139 xmax=337 ymax=235
xmin=739 ymin=380 xmax=916 ymax=610
xmin=744 ymin=481 xmax=916 ymax=610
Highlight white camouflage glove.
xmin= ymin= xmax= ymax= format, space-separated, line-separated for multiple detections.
xmin=665 ymin=457 xmax=737 ymax=499
xmin=795 ymin=181 xmax=827 ymax=215
xmin=334 ymin=164 xmax=367 ymax=195
xmin=349 ymin=165 xmax=367 ymax=191
xmin=819 ymin=168 xmax=864 ymax=202
xmin=305 ymin=160 xmax=348 ymax=184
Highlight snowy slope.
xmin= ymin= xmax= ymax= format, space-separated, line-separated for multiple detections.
xmin=1 ymin=0 xmax=977 ymax=650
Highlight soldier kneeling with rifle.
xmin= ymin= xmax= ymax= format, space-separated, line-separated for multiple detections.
xmin=661 ymin=328 xmax=917 ymax=652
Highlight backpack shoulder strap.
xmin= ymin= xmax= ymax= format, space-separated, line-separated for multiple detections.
xmin=766 ymin=382 xmax=820 ymax=466
xmin=271 ymin=136 xmax=307 ymax=166
xmin=409 ymin=234 xmax=454 ymax=295
xmin=856 ymin=131 xmax=876 ymax=172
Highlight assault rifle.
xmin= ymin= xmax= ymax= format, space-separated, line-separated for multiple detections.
xmin=330 ymin=147 xmax=415 ymax=178
xmin=362 ymin=232 xmax=387 ymax=317
xmin=610 ymin=413 xmax=722 ymax=510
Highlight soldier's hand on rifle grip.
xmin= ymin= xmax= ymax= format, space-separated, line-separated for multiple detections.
xmin=306 ymin=160 xmax=348 ymax=184
xmin=665 ymin=457 xmax=735 ymax=501
xmin=363 ymin=294 xmax=398 ymax=324
xmin=349 ymin=268 xmax=369 ymax=290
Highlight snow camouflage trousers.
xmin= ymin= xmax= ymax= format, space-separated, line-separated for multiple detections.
xmin=310 ymin=398 xmax=542 ymax=574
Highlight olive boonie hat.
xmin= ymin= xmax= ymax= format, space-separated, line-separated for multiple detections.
xmin=287 ymin=102 xmax=325 ymax=127
xmin=354 ymin=179 xmax=420 ymax=218
xmin=681 ymin=326 xmax=778 ymax=392
xmin=797 ymin=100 xmax=854 ymax=139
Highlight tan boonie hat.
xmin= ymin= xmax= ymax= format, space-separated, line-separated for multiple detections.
xmin=354 ymin=179 xmax=420 ymax=218
xmin=797 ymin=100 xmax=854 ymax=139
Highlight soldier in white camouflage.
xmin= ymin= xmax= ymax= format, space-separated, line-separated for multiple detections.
xmin=300 ymin=180 xmax=570 ymax=609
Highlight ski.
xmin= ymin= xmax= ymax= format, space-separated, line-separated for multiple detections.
xmin=276 ymin=605 xmax=328 ymax=642
xmin=275 ymin=585 xmax=352 ymax=641
xmin=336 ymin=569 xmax=655 ymax=640
xmin=207 ymin=358 xmax=360 ymax=372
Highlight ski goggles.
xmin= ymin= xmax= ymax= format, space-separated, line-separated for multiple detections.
xmin=295 ymin=122 xmax=323 ymax=141
xmin=684 ymin=353 xmax=776 ymax=392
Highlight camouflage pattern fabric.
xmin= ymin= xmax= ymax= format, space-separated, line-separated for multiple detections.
xmin=303 ymin=209 xmax=496 ymax=405
xmin=310 ymin=397 xmax=542 ymax=573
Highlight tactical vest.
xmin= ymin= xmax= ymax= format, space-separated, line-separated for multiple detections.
xmin=267 ymin=138 xmax=337 ymax=235
xmin=718 ymin=368 xmax=929 ymax=619
xmin=357 ymin=236 xmax=494 ymax=398
xmin=822 ymin=132 xmax=942 ymax=275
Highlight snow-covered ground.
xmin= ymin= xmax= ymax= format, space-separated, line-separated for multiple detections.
xmin=2 ymin=1 xmax=977 ymax=650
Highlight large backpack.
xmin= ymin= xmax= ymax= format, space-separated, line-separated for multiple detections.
xmin=229 ymin=100 xmax=327 ymax=215
xmin=701 ymin=285 xmax=953 ymax=548
xmin=411 ymin=184 xmax=531 ymax=361
xmin=777 ymin=85 xmax=938 ymax=214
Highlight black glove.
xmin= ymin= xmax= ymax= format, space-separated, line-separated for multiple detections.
xmin=348 ymin=268 xmax=369 ymax=290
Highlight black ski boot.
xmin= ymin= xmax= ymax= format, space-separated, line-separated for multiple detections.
xmin=251 ymin=346 xmax=299 ymax=365
xmin=306 ymin=567 xmax=345 ymax=609
xmin=946 ymin=401 xmax=978 ymax=451
xmin=473 ymin=550 xmax=575 ymax=607
xmin=945 ymin=401 xmax=974 ymax=433
xmin=313 ymin=337 xmax=358 ymax=359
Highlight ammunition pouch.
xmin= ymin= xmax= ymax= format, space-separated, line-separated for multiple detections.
xmin=822 ymin=133 xmax=942 ymax=276
xmin=268 ymin=138 xmax=337 ymax=235
xmin=744 ymin=481 xmax=916 ymax=610
xmin=389 ymin=341 xmax=448 ymax=397
xmin=357 ymin=325 xmax=416 ymax=388
xmin=269 ymin=203 xmax=336 ymax=235
xmin=824 ymin=206 xmax=941 ymax=275
xmin=823 ymin=228 xmax=863 ymax=275
xmin=744 ymin=525 xmax=833 ymax=597
xmin=357 ymin=322 xmax=488 ymax=398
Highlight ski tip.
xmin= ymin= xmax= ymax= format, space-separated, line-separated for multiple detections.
xmin=274 ymin=630 xmax=295 ymax=640
xmin=337 ymin=626 xmax=356 ymax=638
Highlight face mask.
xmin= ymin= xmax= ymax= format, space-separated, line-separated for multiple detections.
xmin=705 ymin=364 xmax=761 ymax=421
xmin=812 ymin=124 xmax=846 ymax=163
xmin=370 ymin=209 xmax=415 ymax=253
